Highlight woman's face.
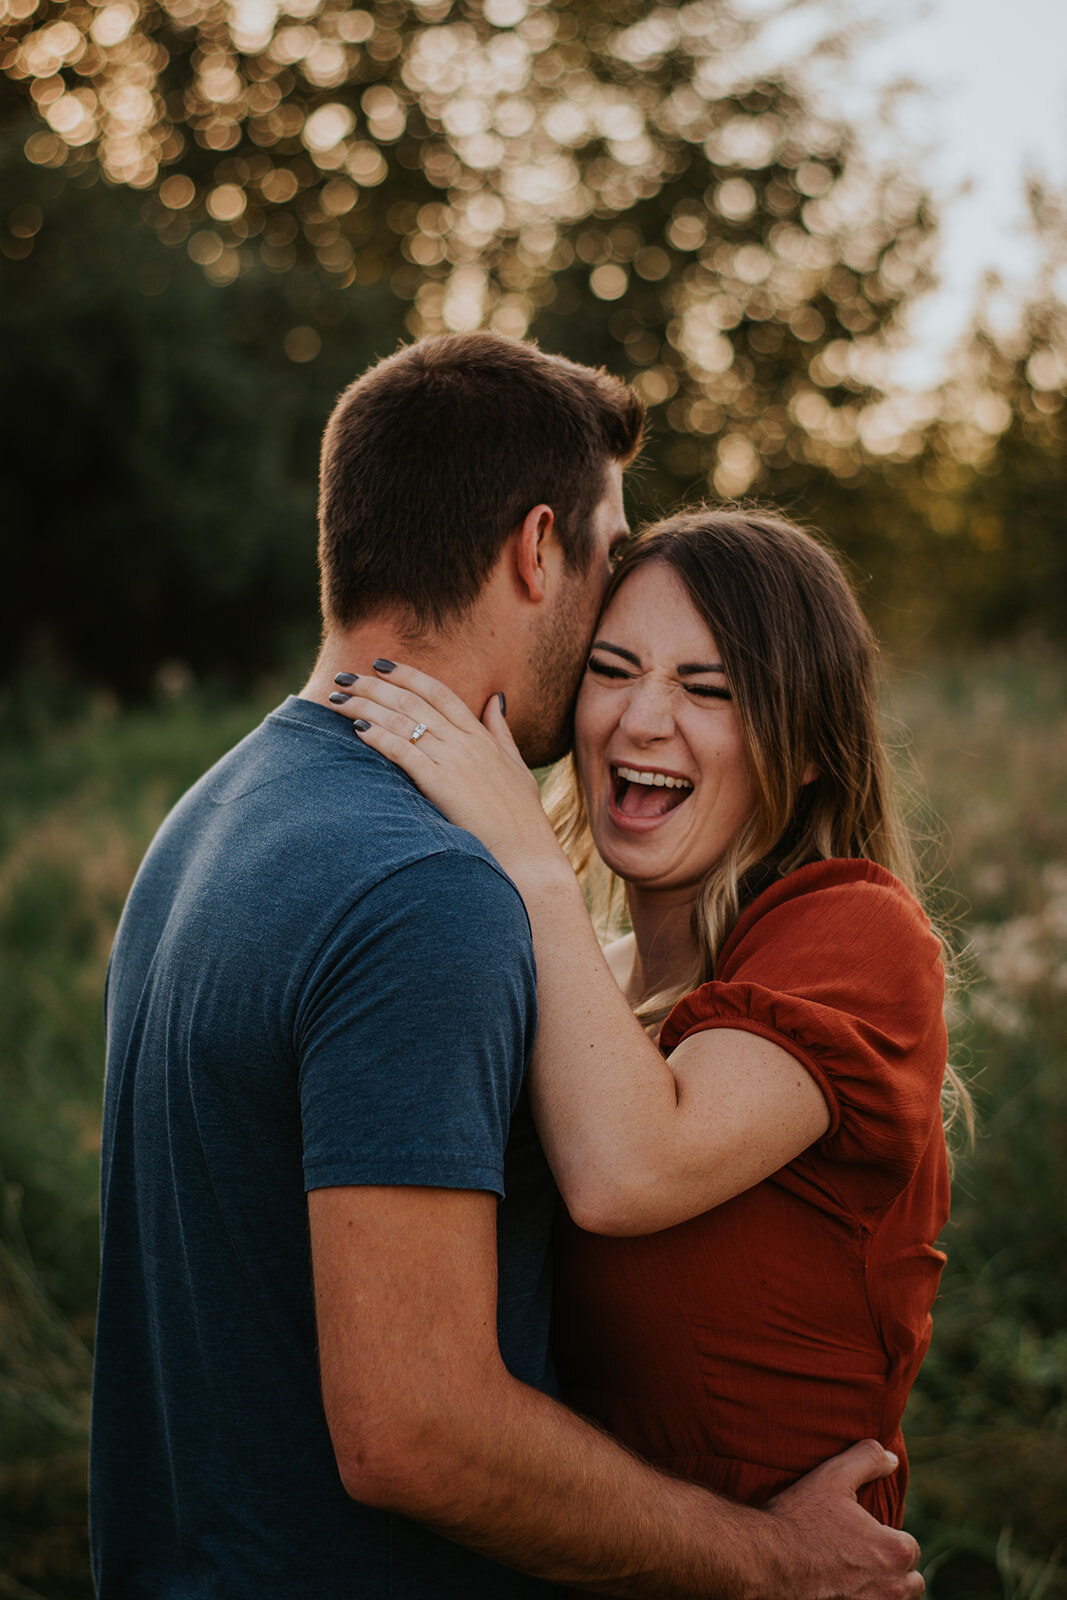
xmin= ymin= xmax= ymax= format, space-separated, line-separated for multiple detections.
xmin=574 ymin=560 xmax=756 ymax=895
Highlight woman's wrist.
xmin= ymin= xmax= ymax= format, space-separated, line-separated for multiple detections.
xmin=493 ymin=826 xmax=577 ymax=896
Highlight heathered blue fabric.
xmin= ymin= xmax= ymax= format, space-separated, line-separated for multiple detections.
xmin=90 ymin=695 xmax=557 ymax=1598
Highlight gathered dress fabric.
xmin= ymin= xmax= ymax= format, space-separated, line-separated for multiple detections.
xmin=554 ymin=859 xmax=950 ymax=1556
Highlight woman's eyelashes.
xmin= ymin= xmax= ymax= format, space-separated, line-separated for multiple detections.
xmin=586 ymin=655 xmax=631 ymax=681
xmin=586 ymin=655 xmax=732 ymax=700
xmin=684 ymin=683 xmax=732 ymax=701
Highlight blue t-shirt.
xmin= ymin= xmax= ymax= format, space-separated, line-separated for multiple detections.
xmin=90 ymin=696 xmax=557 ymax=1598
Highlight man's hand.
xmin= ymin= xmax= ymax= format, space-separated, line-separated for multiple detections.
xmin=760 ymin=1439 xmax=924 ymax=1600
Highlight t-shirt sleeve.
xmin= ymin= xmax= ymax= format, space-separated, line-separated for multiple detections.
xmin=660 ymin=869 xmax=948 ymax=1217
xmin=295 ymin=850 xmax=537 ymax=1198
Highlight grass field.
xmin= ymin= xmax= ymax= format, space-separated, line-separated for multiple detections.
xmin=1 ymin=653 xmax=1064 ymax=1599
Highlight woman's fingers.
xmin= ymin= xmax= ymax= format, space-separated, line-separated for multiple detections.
xmin=346 ymin=714 xmax=438 ymax=778
xmin=367 ymin=661 xmax=486 ymax=736
xmin=329 ymin=663 xmax=494 ymax=748
xmin=330 ymin=673 xmax=433 ymax=724
xmin=329 ymin=689 xmax=446 ymax=749
xmin=480 ymin=693 xmax=528 ymax=771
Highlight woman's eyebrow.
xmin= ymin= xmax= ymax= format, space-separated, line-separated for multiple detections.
xmin=590 ymin=640 xmax=641 ymax=666
xmin=591 ymin=641 xmax=726 ymax=675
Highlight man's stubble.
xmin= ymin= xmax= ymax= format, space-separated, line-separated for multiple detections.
xmin=518 ymin=570 xmax=600 ymax=769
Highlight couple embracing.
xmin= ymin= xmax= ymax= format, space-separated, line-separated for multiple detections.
xmin=91 ymin=331 xmax=950 ymax=1598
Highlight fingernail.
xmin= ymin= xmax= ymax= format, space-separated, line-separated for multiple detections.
xmin=373 ymin=658 xmax=396 ymax=673
xmin=328 ymin=691 xmax=351 ymax=704
xmin=498 ymin=692 xmax=507 ymax=716
xmin=886 ymin=1450 xmax=899 ymax=1468
xmin=334 ymin=671 xmax=358 ymax=687
xmin=353 ymin=719 xmax=371 ymax=733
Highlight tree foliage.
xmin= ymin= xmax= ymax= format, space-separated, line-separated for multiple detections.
xmin=910 ymin=308 xmax=1067 ymax=641
xmin=0 ymin=126 xmax=405 ymax=691
xmin=855 ymin=194 xmax=1067 ymax=647
xmin=0 ymin=0 xmax=1062 ymax=689
xmin=2 ymin=0 xmax=937 ymax=486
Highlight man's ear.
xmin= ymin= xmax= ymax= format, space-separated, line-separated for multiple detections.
xmin=512 ymin=504 xmax=556 ymax=603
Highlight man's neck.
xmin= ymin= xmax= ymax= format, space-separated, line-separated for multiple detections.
xmin=300 ymin=617 xmax=501 ymax=724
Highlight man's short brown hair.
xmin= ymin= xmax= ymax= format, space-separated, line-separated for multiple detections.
xmin=317 ymin=331 xmax=644 ymax=630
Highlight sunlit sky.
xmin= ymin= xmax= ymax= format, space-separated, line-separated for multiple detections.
xmin=739 ymin=0 xmax=1067 ymax=391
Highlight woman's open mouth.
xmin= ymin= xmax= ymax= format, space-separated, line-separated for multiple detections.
xmin=611 ymin=764 xmax=694 ymax=824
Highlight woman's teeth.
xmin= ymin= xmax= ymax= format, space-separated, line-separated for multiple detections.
xmin=612 ymin=765 xmax=695 ymax=819
xmin=615 ymin=765 xmax=693 ymax=792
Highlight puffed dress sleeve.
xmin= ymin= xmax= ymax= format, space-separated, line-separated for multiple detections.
xmin=658 ymin=859 xmax=948 ymax=1219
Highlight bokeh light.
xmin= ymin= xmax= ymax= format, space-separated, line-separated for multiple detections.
xmin=284 ymin=324 xmax=322 ymax=361
xmin=4 ymin=0 xmax=1059 ymax=499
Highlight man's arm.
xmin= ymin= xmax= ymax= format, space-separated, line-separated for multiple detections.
xmin=310 ymin=1184 xmax=923 ymax=1600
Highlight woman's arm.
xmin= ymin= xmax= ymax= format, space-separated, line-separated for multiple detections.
xmin=327 ymin=666 xmax=829 ymax=1234
xmin=513 ymin=857 xmax=829 ymax=1233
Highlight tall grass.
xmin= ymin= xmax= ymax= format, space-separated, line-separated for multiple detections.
xmin=889 ymin=653 xmax=1067 ymax=1598
xmin=0 ymin=684 xmax=279 ymax=1598
xmin=0 ymin=655 xmax=1064 ymax=1598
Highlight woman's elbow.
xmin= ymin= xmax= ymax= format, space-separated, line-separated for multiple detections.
xmin=560 ymin=1150 xmax=728 ymax=1235
xmin=560 ymin=1166 xmax=673 ymax=1237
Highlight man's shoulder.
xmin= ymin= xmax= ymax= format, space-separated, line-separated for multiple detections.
xmin=111 ymin=697 xmax=535 ymax=1042
xmin=154 ymin=695 xmax=528 ymax=928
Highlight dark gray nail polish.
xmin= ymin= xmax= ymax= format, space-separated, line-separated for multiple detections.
xmin=498 ymin=692 xmax=507 ymax=717
xmin=328 ymin=691 xmax=351 ymax=704
xmin=353 ymin=719 xmax=371 ymax=733
xmin=334 ymin=671 xmax=358 ymax=686
xmin=373 ymin=658 xmax=396 ymax=673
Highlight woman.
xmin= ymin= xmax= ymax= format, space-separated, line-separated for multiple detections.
xmin=327 ymin=506 xmax=959 ymax=1537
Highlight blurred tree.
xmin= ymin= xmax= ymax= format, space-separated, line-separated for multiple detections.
xmin=0 ymin=126 xmax=403 ymax=693
xmin=2 ymin=0 xmax=1061 ymax=686
xmin=859 ymin=188 xmax=1067 ymax=646
xmin=1 ymin=4 xmax=936 ymax=504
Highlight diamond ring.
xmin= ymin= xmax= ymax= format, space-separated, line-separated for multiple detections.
xmin=409 ymin=722 xmax=429 ymax=744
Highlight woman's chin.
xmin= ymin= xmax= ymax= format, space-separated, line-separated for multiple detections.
xmin=591 ymin=820 xmax=679 ymax=891
xmin=590 ymin=807 xmax=718 ymax=898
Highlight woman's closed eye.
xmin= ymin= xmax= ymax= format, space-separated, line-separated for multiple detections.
xmin=587 ymin=655 xmax=733 ymax=701
xmin=684 ymin=682 xmax=732 ymax=701
xmin=586 ymin=655 xmax=632 ymax=681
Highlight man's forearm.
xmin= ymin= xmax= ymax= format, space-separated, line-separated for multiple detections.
xmin=354 ymin=1362 xmax=771 ymax=1599
xmin=353 ymin=1375 xmax=919 ymax=1600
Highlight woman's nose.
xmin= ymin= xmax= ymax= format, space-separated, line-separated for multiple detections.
xmin=618 ymin=682 xmax=674 ymax=743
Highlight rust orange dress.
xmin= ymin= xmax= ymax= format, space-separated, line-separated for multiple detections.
xmin=554 ymin=859 xmax=949 ymax=1538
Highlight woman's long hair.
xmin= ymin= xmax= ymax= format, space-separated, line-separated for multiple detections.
xmin=544 ymin=505 xmax=972 ymax=1141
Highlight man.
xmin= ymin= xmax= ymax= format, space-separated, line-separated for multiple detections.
xmin=91 ymin=331 xmax=924 ymax=1598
